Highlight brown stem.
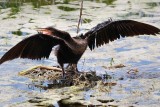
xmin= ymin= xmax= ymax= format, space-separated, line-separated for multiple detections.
xmin=77 ymin=0 xmax=83 ymax=34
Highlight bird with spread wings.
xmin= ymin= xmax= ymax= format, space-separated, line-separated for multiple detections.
xmin=0 ymin=20 xmax=160 ymax=76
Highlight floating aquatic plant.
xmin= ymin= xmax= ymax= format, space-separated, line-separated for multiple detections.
xmin=58 ymin=6 xmax=78 ymax=11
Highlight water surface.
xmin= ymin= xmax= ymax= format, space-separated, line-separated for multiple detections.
xmin=0 ymin=0 xmax=160 ymax=106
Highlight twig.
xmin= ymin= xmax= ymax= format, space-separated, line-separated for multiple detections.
xmin=19 ymin=65 xmax=62 ymax=76
xmin=77 ymin=0 xmax=83 ymax=34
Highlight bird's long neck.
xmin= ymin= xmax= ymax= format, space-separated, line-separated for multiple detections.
xmin=52 ymin=28 xmax=71 ymax=40
xmin=63 ymin=37 xmax=87 ymax=54
xmin=50 ymin=28 xmax=81 ymax=50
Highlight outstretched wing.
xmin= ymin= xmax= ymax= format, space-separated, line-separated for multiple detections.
xmin=84 ymin=20 xmax=160 ymax=50
xmin=0 ymin=34 xmax=63 ymax=64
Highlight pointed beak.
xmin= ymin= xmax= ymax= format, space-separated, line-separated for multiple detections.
xmin=36 ymin=28 xmax=52 ymax=35
xmin=36 ymin=28 xmax=47 ymax=34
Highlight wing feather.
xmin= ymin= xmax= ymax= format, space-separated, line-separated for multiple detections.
xmin=84 ymin=20 xmax=160 ymax=50
xmin=0 ymin=34 xmax=63 ymax=64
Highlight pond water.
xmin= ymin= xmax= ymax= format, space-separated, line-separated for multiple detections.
xmin=0 ymin=0 xmax=160 ymax=106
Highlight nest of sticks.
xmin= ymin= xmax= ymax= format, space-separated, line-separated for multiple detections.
xmin=19 ymin=65 xmax=102 ymax=89
xmin=18 ymin=64 xmax=125 ymax=89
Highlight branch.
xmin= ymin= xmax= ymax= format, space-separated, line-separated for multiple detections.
xmin=77 ymin=0 xmax=83 ymax=34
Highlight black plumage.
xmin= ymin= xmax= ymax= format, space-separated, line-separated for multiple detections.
xmin=0 ymin=20 xmax=160 ymax=75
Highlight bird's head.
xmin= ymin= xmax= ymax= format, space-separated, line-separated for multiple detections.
xmin=37 ymin=27 xmax=70 ymax=39
xmin=37 ymin=27 xmax=56 ymax=35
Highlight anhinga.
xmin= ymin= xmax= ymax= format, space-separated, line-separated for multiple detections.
xmin=0 ymin=20 xmax=160 ymax=76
